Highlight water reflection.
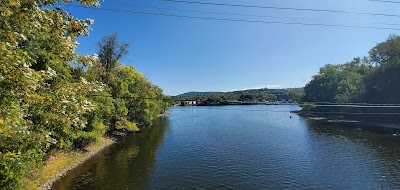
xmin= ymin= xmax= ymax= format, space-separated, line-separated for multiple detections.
xmin=53 ymin=106 xmax=400 ymax=189
xmin=306 ymin=121 xmax=400 ymax=189
xmin=51 ymin=117 xmax=171 ymax=190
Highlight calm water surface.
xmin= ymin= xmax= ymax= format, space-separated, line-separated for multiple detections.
xmin=52 ymin=105 xmax=400 ymax=189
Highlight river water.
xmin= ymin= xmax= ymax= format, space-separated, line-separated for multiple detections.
xmin=52 ymin=105 xmax=400 ymax=189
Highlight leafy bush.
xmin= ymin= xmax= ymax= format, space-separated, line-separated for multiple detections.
xmin=116 ymin=119 xmax=139 ymax=132
xmin=0 ymin=1 xmax=169 ymax=189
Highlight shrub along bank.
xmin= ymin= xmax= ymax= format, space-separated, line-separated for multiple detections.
xmin=0 ymin=1 xmax=169 ymax=189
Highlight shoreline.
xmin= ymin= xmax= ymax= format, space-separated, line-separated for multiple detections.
xmin=22 ymin=137 xmax=116 ymax=190
xmin=41 ymin=138 xmax=116 ymax=190
xmin=28 ymin=113 xmax=171 ymax=190
xmin=158 ymin=112 xmax=170 ymax=117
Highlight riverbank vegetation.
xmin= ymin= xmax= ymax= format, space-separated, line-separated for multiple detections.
xmin=0 ymin=1 xmax=169 ymax=189
xmin=20 ymin=137 xmax=115 ymax=190
xmin=301 ymin=35 xmax=400 ymax=121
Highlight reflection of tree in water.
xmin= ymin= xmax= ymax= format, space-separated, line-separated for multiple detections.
xmin=112 ymin=116 xmax=171 ymax=189
xmin=307 ymin=120 xmax=400 ymax=143
xmin=306 ymin=120 xmax=400 ymax=188
xmin=51 ymin=117 xmax=171 ymax=190
xmin=306 ymin=120 xmax=400 ymax=156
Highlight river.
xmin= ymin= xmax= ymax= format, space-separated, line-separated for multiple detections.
xmin=51 ymin=105 xmax=400 ymax=189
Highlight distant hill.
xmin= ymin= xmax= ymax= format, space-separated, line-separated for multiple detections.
xmin=173 ymin=88 xmax=304 ymax=102
xmin=176 ymin=91 xmax=218 ymax=97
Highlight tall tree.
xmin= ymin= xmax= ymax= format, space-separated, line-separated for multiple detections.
xmin=303 ymin=64 xmax=341 ymax=102
xmin=369 ymin=35 xmax=400 ymax=67
xmin=365 ymin=36 xmax=400 ymax=103
xmin=302 ymin=35 xmax=400 ymax=105
xmin=98 ymin=33 xmax=129 ymax=73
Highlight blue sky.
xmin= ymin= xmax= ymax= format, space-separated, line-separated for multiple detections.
xmin=63 ymin=0 xmax=400 ymax=95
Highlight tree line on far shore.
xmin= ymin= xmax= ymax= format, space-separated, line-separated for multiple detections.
xmin=174 ymin=88 xmax=304 ymax=103
xmin=0 ymin=1 xmax=169 ymax=189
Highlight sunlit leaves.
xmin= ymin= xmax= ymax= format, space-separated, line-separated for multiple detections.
xmin=1 ymin=1 xmax=169 ymax=188
xmin=303 ymin=35 xmax=400 ymax=104
xmin=0 ymin=0 xmax=100 ymax=188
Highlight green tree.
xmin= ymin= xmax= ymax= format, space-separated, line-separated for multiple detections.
xmin=98 ymin=33 xmax=129 ymax=73
xmin=287 ymin=89 xmax=303 ymax=102
xmin=369 ymin=35 xmax=400 ymax=67
xmin=0 ymin=0 xmax=100 ymax=188
xmin=302 ymin=35 xmax=400 ymax=109
xmin=365 ymin=35 xmax=400 ymax=103
xmin=303 ymin=64 xmax=341 ymax=102
xmin=1 ymin=1 xmax=170 ymax=189
xmin=303 ymin=58 xmax=368 ymax=103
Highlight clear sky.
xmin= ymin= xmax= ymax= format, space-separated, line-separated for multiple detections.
xmin=63 ymin=0 xmax=400 ymax=95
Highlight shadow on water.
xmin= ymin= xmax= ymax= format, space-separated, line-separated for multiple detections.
xmin=304 ymin=120 xmax=400 ymax=189
xmin=307 ymin=120 xmax=400 ymax=144
xmin=51 ymin=116 xmax=171 ymax=190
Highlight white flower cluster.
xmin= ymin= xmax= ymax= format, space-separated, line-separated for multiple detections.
xmin=23 ymin=68 xmax=32 ymax=78
xmin=71 ymin=117 xmax=88 ymax=129
xmin=22 ymin=67 xmax=41 ymax=90
xmin=81 ymin=77 xmax=105 ymax=92
xmin=66 ymin=36 xmax=78 ymax=50
xmin=61 ymin=99 xmax=70 ymax=104
xmin=48 ymin=67 xmax=57 ymax=77
xmin=81 ymin=99 xmax=94 ymax=112
xmin=13 ymin=127 xmax=31 ymax=135
xmin=93 ymin=1 xmax=101 ymax=7
xmin=78 ymin=54 xmax=98 ymax=67
xmin=78 ymin=19 xmax=92 ymax=36
xmin=91 ymin=82 xmax=106 ymax=92
xmin=81 ymin=77 xmax=89 ymax=85
xmin=92 ymin=53 xmax=99 ymax=61
xmin=85 ymin=18 xmax=95 ymax=25
xmin=45 ymin=132 xmax=58 ymax=145
xmin=41 ymin=67 xmax=57 ymax=78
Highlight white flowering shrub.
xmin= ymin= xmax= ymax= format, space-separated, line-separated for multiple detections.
xmin=0 ymin=1 xmax=170 ymax=189
xmin=0 ymin=0 xmax=100 ymax=188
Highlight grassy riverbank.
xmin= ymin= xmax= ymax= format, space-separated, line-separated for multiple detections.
xmin=20 ymin=137 xmax=115 ymax=190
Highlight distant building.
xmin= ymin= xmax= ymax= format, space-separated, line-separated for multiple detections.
xmin=177 ymin=100 xmax=197 ymax=106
